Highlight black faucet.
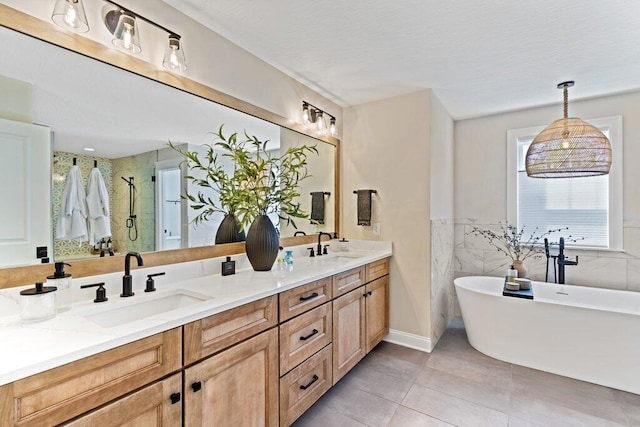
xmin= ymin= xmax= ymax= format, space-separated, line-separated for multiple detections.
xmin=557 ymin=237 xmax=578 ymax=285
xmin=316 ymin=232 xmax=332 ymax=256
xmin=293 ymin=231 xmax=307 ymax=236
xmin=122 ymin=251 xmax=143 ymax=297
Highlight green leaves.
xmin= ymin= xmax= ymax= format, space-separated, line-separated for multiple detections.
xmin=169 ymin=125 xmax=317 ymax=232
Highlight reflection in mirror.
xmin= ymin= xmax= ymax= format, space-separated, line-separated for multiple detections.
xmin=0 ymin=25 xmax=336 ymax=268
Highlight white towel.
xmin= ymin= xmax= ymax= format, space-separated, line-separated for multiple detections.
xmin=86 ymin=167 xmax=111 ymax=244
xmin=56 ymin=165 xmax=88 ymax=242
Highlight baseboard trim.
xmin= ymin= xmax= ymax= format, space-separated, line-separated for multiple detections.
xmin=383 ymin=329 xmax=432 ymax=353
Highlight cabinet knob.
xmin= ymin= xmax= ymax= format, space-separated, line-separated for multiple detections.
xmin=170 ymin=392 xmax=181 ymax=404
xmin=191 ymin=381 xmax=202 ymax=392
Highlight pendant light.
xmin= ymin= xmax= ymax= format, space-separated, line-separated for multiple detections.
xmin=162 ymin=35 xmax=187 ymax=71
xmin=51 ymin=0 xmax=89 ymax=33
xmin=525 ymin=81 xmax=612 ymax=178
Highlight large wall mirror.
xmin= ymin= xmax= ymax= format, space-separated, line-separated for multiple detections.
xmin=0 ymin=23 xmax=337 ymax=270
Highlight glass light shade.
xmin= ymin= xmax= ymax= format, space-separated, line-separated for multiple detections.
xmin=51 ymin=0 xmax=89 ymax=33
xmin=302 ymin=104 xmax=310 ymax=124
xmin=112 ymin=13 xmax=141 ymax=54
xmin=329 ymin=118 xmax=336 ymax=136
xmin=162 ymin=36 xmax=187 ymax=72
xmin=525 ymin=117 xmax=612 ymax=178
xmin=316 ymin=111 xmax=324 ymax=130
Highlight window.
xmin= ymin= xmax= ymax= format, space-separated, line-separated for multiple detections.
xmin=507 ymin=116 xmax=623 ymax=250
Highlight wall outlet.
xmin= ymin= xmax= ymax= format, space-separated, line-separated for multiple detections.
xmin=372 ymin=223 xmax=380 ymax=236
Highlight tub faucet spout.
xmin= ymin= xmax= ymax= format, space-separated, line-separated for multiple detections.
xmin=557 ymin=237 xmax=578 ymax=285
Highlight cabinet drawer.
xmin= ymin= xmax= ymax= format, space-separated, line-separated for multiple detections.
xmin=279 ymin=303 xmax=332 ymax=375
xmin=366 ymin=258 xmax=390 ymax=282
xmin=332 ymin=266 xmax=366 ymax=297
xmin=280 ymin=345 xmax=332 ymax=426
xmin=0 ymin=329 xmax=181 ymax=427
xmin=279 ymin=277 xmax=332 ymax=322
xmin=63 ymin=373 xmax=182 ymax=426
xmin=184 ymin=295 xmax=278 ymax=365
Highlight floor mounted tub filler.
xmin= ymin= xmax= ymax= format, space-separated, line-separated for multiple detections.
xmin=454 ymin=276 xmax=640 ymax=395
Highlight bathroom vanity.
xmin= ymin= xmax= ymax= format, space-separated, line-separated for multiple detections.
xmin=0 ymin=246 xmax=390 ymax=426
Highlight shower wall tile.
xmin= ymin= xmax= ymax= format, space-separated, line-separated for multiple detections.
xmin=431 ymin=219 xmax=455 ymax=346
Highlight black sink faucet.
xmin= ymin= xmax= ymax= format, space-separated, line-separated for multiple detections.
xmin=316 ymin=232 xmax=332 ymax=256
xmin=122 ymin=251 xmax=143 ymax=297
xmin=557 ymin=237 xmax=578 ymax=285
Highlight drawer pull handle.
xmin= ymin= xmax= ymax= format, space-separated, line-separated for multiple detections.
xmin=170 ymin=392 xmax=181 ymax=404
xmin=191 ymin=381 xmax=202 ymax=392
xmin=300 ymin=329 xmax=319 ymax=341
xmin=299 ymin=292 xmax=319 ymax=301
xmin=300 ymin=374 xmax=319 ymax=390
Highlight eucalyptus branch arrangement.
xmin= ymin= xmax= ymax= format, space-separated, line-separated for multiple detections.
xmin=171 ymin=126 xmax=317 ymax=231
xmin=467 ymin=222 xmax=582 ymax=262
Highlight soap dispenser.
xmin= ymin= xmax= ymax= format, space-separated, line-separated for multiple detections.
xmin=46 ymin=262 xmax=72 ymax=312
xmin=19 ymin=282 xmax=57 ymax=323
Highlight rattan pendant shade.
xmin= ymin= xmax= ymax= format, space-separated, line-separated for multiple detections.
xmin=525 ymin=81 xmax=612 ymax=178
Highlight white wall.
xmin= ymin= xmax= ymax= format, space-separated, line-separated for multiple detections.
xmin=343 ymin=90 xmax=432 ymax=339
xmin=430 ymin=92 xmax=455 ymax=220
xmin=455 ymin=91 xmax=640 ymax=291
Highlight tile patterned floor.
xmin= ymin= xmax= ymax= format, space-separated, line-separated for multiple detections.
xmin=293 ymin=324 xmax=640 ymax=427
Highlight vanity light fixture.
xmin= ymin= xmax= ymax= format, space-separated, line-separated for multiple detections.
xmin=51 ymin=0 xmax=90 ymax=33
xmin=302 ymin=101 xmax=337 ymax=136
xmin=525 ymin=81 xmax=612 ymax=178
xmin=102 ymin=0 xmax=187 ymax=71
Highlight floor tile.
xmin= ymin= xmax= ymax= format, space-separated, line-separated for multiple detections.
xmin=426 ymin=350 xmax=512 ymax=389
xmin=416 ymin=366 xmax=511 ymax=413
xmin=510 ymin=394 xmax=628 ymax=427
xmin=511 ymin=374 xmax=628 ymax=424
xmin=402 ymin=383 xmax=509 ymax=427
xmin=358 ymin=349 xmax=424 ymax=382
xmin=292 ymin=401 xmax=366 ymax=427
xmin=386 ymin=406 xmax=454 ymax=426
xmin=322 ymin=380 xmax=399 ymax=427
xmin=338 ymin=361 xmax=413 ymax=403
xmin=512 ymin=364 xmax=617 ymax=401
xmin=374 ymin=340 xmax=430 ymax=366
xmin=508 ymin=416 xmax=544 ymax=427
xmin=613 ymin=390 xmax=640 ymax=426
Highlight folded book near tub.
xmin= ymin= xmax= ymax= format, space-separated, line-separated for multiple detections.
xmin=503 ymin=278 xmax=534 ymax=300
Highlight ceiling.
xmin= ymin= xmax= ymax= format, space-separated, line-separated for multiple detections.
xmin=160 ymin=0 xmax=640 ymax=119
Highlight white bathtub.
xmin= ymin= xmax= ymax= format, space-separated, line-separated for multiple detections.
xmin=454 ymin=276 xmax=640 ymax=394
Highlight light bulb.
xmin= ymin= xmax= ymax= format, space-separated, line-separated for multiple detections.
xmin=329 ymin=118 xmax=336 ymax=136
xmin=51 ymin=0 xmax=89 ymax=33
xmin=302 ymin=104 xmax=310 ymax=124
xmin=561 ymin=139 xmax=570 ymax=149
xmin=316 ymin=111 xmax=324 ymax=130
xmin=163 ymin=36 xmax=187 ymax=72
xmin=122 ymin=24 xmax=133 ymax=50
xmin=63 ymin=3 xmax=78 ymax=27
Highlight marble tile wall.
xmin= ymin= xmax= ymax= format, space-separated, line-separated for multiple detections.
xmin=431 ymin=219 xmax=455 ymax=346
xmin=454 ymin=218 xmax=640 ymax=293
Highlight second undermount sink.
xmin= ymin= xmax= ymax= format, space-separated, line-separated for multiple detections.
xmin=84 ymin=290 xmax=211 ymax=328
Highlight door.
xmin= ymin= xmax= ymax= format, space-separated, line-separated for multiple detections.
xmin=155 ymin=159 xmax=183 ymax=251
xmin=0 ymin=118 xmax=51 ymax=266
xmin=332 ymin=286 xmax=366 ymax=384
xmin=184 ymin=328 xmax=279 ymax=427
xmin=366 ymin=275 xmax=390 ymax=353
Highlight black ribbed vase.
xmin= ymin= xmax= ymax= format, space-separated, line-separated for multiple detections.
xmin=245 ymin=215 xmax=279 ymax=271
xmin=215 ymin=214 xmax=246 ymax=244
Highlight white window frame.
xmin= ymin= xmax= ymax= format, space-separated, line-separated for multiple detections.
xmin=507 ymin=115 xmax=623 ymax=251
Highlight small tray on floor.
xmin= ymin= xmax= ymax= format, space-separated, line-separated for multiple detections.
xmin=502 ymin=277 xmax=534 ymax=299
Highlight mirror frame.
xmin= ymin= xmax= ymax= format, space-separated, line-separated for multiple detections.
xmin=0 ymin=4 xmax=340 ymax=289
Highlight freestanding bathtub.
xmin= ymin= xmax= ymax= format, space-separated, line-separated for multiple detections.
xmin=454 ymin=276 xmax=640 ymax=394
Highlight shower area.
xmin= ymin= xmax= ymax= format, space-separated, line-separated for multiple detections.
xmin=155 ymin=159 xmax=184 ymax=251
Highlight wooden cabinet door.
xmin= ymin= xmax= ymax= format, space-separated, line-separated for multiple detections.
xmin=184 ymin=328 xmax=279 ymax=427
xmin=62 ymin=374 xmax=182 ymax=427
xmin=0 ymin=329 xmax=181 ymax=427
xmin=366 ymin=275 xmax=389 ymax=353
xmin=332 ymin=286 xmax=366 ymax=384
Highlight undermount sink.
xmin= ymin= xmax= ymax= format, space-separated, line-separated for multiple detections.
xmin=84 ymin=290 xmax=211 ymax=328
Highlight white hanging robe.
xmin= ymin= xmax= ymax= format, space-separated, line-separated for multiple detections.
xmin=56 ymin=165 xmax=88 ymax=242
xmin=86 ymin=167 xmax=111 ymax=244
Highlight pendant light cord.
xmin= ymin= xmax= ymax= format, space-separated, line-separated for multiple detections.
xmin=563 ymin=85 xmax=568 ymax=119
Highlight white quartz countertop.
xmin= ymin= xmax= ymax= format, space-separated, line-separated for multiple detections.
xmin=0 ymin=242 xmax=391 ymax=386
